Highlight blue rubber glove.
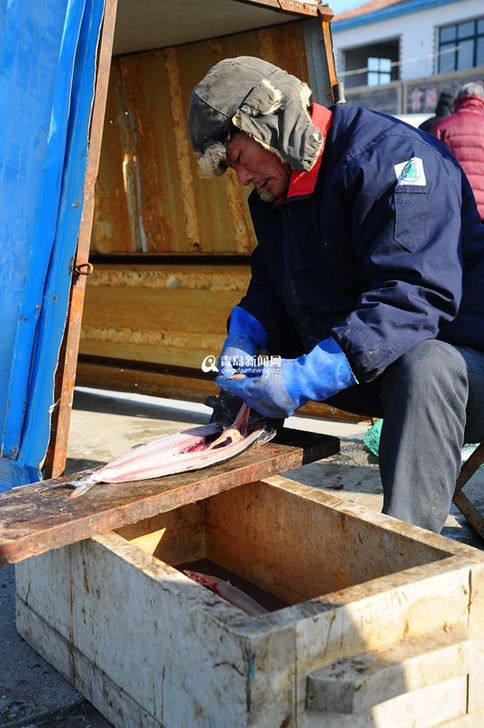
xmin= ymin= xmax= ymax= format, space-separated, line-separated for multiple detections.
xmin=218 ymin=306 xmax=268 ymax=377
xmin=215 ymin=337 xmax=357 ymax=418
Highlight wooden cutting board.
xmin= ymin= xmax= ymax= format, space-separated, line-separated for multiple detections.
xmin=0 ymin=429 xmax=338 ymax=566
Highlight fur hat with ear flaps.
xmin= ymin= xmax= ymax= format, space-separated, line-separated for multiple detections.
xmin=188 ymin=56 xmax=324 ymax=177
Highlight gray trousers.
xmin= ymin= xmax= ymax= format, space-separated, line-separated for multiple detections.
xmin=327 ymin=340 xmax=484 ymax=533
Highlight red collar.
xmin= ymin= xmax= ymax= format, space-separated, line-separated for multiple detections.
xmin=285 ymin=103 xmax=333 ymax=200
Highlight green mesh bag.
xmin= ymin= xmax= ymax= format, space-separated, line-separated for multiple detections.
xmin=363 ymin=418 xmax=383 ymax=457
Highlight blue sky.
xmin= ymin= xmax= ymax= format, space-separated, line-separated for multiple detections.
xmin=330 ymin=0 xmax=364 ymax=12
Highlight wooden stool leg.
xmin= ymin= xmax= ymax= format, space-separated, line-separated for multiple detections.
xmin=453 ymin=443 xmax=484 ymax=541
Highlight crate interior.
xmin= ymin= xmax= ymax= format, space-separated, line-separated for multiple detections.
xmin=116 ymin=481 xmax=453 ymax=609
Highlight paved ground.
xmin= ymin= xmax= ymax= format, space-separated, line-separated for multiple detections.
xmin=1 ymin=386 xmax=483 ymax=727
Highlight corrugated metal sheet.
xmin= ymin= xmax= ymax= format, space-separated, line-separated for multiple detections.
xmin=91 ymin=20 xmax=311 ymax=255
xmin=80 ymin=264 xmax=250 ymax=367
xmin=80 ymin=17 xmax=362 ymax=421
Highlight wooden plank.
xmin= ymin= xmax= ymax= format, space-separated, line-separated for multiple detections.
xmin=79 ymin=263 xmax=247 ymax=368
xmin=16 ymin=597 xmax=160 ymax=728
xmin=301 ymin=677 xmax=468 ymax=728
xmin=16 ymin=531 xmax=297 ymax=728
xmin=239 ymin=0 xmax=321 ymax=16
xmin=294 ymin=567 xmax=475 ymax=725
xmin=15 ymin=475 xmax=484 ymax=727
xmin=204 ymin=479 xmax=451 ymax=606
xmin=455 ymin=442 xmax=484 ymax=492
xmin=453 ymin=491 xmax=484 ymax=541
xmin=115 ymin=501 xmax=207 ymax=564
xmin=45 ymin=0 xmax=118 ymax=479
xmin=78 ymin=262 xmax=369 ymax=423
xmin=467 ymin=560 xmax=484 ymax=714
xmin=306 ymin=626 xmax=471 ymax=714
xmin=454 ymin=442 xmax=484 ymax=540
xmin=0 ymin=431 xmax=337 ymax=566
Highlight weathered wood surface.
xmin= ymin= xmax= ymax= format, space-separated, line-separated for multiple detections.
xmin=45 ymin=0 xmax=119 ymax=480
xmin=306 ymin=626 xmax=471 ymax=714
xmin=0 ymin=445 xmax=297 ymax=567
xmin=203 ymin=480 xmax=452 ymax=606
xmin=302 ymin=677 xmax=468 ymax=728
xmin=15 ymin=476 xmax=484 ymax=728
xmin=17 ymin=532 xmax=297 ymax=728
xmin=0 ymin=430 xmax=338 ymax=566
xmin=78 ymin=262 xmax=368 ymax=423
xmin=80 ymin=264 xmax=250 ymax=369
xmin=454 ymin=442 xmax=484 ymax=541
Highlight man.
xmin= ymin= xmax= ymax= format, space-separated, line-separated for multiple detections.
xmin=188 ymin=56 xmax=484 ymax=533
xmin=433 ymin=81 xmax=484 ymax=221
xmin=418 ymin=89 xmax=454 ymax=133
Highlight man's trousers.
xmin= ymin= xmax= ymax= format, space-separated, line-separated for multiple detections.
xmin=327 ymin=339 xmax=484 ymax=533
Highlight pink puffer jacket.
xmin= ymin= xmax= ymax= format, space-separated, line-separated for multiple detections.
xmin=434 ymin=95 xmax=484 ymax=219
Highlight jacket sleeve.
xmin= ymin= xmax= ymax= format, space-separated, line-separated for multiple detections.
xmin=331 ymin=134 xmax=464 ymax=382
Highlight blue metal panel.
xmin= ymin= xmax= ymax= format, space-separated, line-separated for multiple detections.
xmin=0 ymin=0 xmax=105 ymax=489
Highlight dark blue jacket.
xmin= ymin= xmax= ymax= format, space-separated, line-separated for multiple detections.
xmin=239 ymin=104 xmax=484 ymax=382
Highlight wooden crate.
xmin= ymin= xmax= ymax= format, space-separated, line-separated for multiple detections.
xmin=16 ymin=476 xmax=484 ymax=727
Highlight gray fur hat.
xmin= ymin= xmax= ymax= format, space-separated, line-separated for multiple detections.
xmin=188 ymin=56 xmax=324 ymax=176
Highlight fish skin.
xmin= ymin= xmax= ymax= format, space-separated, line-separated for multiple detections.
xmin=184 ymin=570 xmax=268 ymax=616
xmin=93 ymin=427 xmax=270 ymax=483
xmin=68 ymin=404 xmax=276 ymax=497
xmin=92 ymin=423 xmax=221 ymax=482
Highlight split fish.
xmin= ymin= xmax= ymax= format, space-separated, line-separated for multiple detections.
xmin=68 ymin=402 xmax=275 ymax=498
xmin=184 ymin=570 xmax=267 ymax=617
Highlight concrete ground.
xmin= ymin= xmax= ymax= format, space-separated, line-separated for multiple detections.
xmin=1 ymin=386 xmax=483 ymax=727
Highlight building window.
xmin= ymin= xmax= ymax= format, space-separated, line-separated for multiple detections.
xmin=438 ymin=17 xmax=484 ymax=73
xmin=368 ymin=57 xmax=392 ymax=86
xmin=342 ymin=39 xmax=399 ymax=89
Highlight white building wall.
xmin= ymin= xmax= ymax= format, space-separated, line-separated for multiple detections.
xmin=333 ymin=0 xmax=483 ymax=82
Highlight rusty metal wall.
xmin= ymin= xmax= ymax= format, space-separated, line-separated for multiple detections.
xmin=80 ymin=264 xmax=249 ymax=366
xmin=80 ymin=18 xmax=363 ymax=421
xmin=91 ymin=20 xmax=311 ymax=255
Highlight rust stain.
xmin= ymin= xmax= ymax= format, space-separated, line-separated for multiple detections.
xmin=91 ymin=22 xmax=311 ymax=256
xmin=256 ymin=28 xmax=277 ymax=63
xmin=163 ymin=47 xmax=199 ymax=245
xmin=80 ymin=325 xmax=221 ymax=351
xmin=116 ymin=59 xmax=148 ymax=252
xmin=87 ymin=266 xmax=250 ymax=291
xmin=225 ymin=171 xmax=254 ymax=254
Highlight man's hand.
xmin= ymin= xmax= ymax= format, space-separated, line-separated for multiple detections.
xmin=216 ymin=337 xmax=357 ymax=418
xmin=218 ymin=306 xmax=268 ymax=377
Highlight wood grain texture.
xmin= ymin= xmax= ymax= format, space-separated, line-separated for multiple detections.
xmin=16 ymin=532 xmax=296 ymax=728
xmin=14 ymin=476 xmax=484 ymax=727
xmin=203 ymin=480 xmax=451 ymax=605
xmin=45 ymin=0 xmax=119 ymax=479
xmin=0 ymin=443 xmax=302 ymax=566
xmin=306 ymin=626 xmax=471 ymax=714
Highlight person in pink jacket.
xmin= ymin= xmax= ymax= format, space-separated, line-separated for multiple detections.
xmin=434 ymin=81 xmax=484 ymax=220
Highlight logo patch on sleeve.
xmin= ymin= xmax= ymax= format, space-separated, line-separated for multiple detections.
xmin=394 ymin=157 xmax=426 ymax=186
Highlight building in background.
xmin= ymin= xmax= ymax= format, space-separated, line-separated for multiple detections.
xmin=332 ymin=0 xmax=484 ymax=114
